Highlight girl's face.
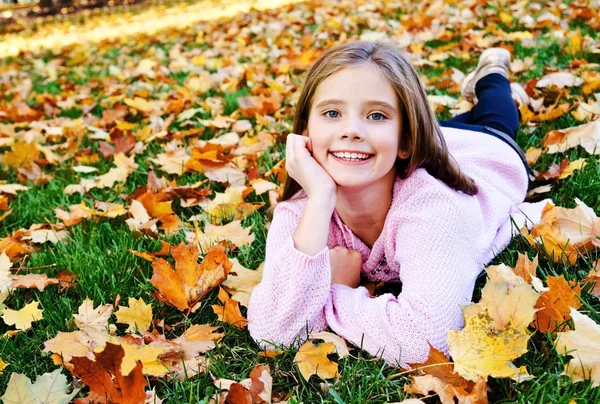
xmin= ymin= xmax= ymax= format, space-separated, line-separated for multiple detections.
xmin=305 ymin=63 xmax=405 ymax=189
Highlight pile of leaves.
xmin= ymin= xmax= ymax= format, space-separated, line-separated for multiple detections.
xmin=1 ymin=0 xmax=600 ymax=402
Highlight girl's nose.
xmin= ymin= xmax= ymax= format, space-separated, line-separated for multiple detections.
xmin=339 ymin=117 xmax=364 ymax=140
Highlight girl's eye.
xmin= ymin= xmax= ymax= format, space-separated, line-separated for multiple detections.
xmin=369 ymin=112 xmax=387 ymax=121
xmin=324 ymin=110 xmax=340 ymax=118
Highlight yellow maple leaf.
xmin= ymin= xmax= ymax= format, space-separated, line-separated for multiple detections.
xmin=115 ymin=338 xmax=169 ymax=377
xmin=1 ymin=301 xmax=43 ymax=331
xmin=447 ymin=280 xmax=538 ymax=382
xmin=0 ymin=357 xmax=7 ymax=374
xmin=3 ymin=141 xmax=40 ymax=169
xmin=115 ymin=297 xmax=153 ymax=334
xmin=43 ymin=331 xmax=92 ymax=363
xmin=294 ymin=340 xmax=340 ymax=381
xmin=555 ymin=308 xmax=600 ymax=387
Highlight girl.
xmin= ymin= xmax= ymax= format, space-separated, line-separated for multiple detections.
xmin=247 ymin=41 xmax=549 ymax=368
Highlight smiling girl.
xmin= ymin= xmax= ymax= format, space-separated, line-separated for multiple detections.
xmin=247 ymin=41 xmax=549 ymax=368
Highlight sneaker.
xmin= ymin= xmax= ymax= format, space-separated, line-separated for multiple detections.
xmin=510 ymin=82 xmax=531 ymax=107
xmin=461 ymin=48 xmax=511 ymax=104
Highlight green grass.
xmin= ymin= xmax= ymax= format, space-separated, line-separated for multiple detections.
xmin=1 ymin=0 xmax=600 ymax=402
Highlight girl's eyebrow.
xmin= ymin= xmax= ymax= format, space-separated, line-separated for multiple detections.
xmin=314 ymin=99 xmax=397 ymax=113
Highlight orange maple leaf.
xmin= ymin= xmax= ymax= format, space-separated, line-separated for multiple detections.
xmin=150 ymin=243 xmax=232 ymax=311
xmin=533 ymin=275 xmax=583 ymax=334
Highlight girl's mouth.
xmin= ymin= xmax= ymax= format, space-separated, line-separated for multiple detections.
xmin=329 ymin=152 xmax=374 ymax=165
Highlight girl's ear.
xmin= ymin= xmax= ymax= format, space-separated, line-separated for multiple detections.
xmin=397 ymin=149 xmax=410 ymax=159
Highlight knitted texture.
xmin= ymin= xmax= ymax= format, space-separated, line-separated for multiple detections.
xmin=247 ymin=127 xmax=550 ymax=368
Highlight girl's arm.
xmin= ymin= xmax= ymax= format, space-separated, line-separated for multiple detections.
xmin=247 ymin=199 xmax=334 ymax=350
xmin=323 ymin=189 xmax=481 ymax=368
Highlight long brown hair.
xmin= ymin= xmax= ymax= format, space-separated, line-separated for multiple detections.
xmin=280 ymin=41 xmax=478 ymax=203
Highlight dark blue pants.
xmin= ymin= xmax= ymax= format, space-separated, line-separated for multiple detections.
xmin=438 ymin=74 xmax=529 ymax=174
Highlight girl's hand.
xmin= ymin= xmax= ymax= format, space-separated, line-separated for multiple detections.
xmin=285 ymin=133 xmax=337 ymax=201
xmin=330 ymin=246 xmax=362 ymax=288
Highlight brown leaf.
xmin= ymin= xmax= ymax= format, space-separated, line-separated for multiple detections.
xmin=70 ymin=342 xmax=147 ymax=404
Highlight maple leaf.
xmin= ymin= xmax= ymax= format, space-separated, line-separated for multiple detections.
xmin=116 ymin=337 xmax=169 ymax=377
xmin=214 ymin=364 xmax=273 ymax=404
xmin=3 ymin=141 xmax=40 ymax=169
xmin=533 ymin=275 xmax=583 ymax=334
xmin=543 ymin=120 xmax=600 ymax=155
xmin=2 ymin=301 xmax=44 ymax=331
xmin=222 ymin=259 xmax=263 ymax=308
xmin=404 ymin=345 xmax=486 ymax=404
xmin=70 ymin=342 xmax=147 ymax=404
xmin=73 ymin=297 xmax=114 ymax=344
xmin=150 ymin=243 xmax=232 ymax=311
xmin=194 ymin=220 xmax=256 ymax=252
xmin=44 ymin=330 xmax=93 ymax=363
xmin=115 ymin=297 xmax=153 ymax=334
xmin=0 ymin=357 xmax=7 ymax=374
xmin=447 ymin=280 xmax=538 ymax=382
xmin=555 ymin=308 xmax=600 ymax=387
xmin=11 ymin=273 xmax=59 ymax=292
xmin=211 ymin=287 xmax=248 ymax=329
xmin=294 ymin=339 xmax=341 ymax=381
xmin=522 ymin=200 xmax=600 ymax=264
xmin=1 ymin=369 xmax=80 ymax=404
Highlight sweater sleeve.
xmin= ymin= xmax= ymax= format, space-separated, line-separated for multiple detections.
xmin=247 ymin=202 xmax=332 ymax=350
xmin=324 ymin=191 xmax=481 ymax=368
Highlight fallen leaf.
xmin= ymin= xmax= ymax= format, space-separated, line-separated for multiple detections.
xmin=221 ymin=259 xmax=263 ymax=307
xmin=211 ymin=287 xmax=248 ymax=329
xmin=11 ymin=273 xmax=59 ymax=292
xmin=533 ymin=275 xmax=582 ymax=334
xmin=554 ymin=308 xmax=600 ymax=387
xmin=115 ymin=297 xmax=153 ymax=334
xmin=70 ymin=342 xmax=147 ymax=404
xmin=2 ymin=301 xmax=44 ymax=331
xmin=543 ymin=120 xmax=600 ymax=155
xmin=294 ymin=339 xmax=341 ymax=381
xmin=536 ymin=72 xmax=584 ymax=88
xmin=1 ymin=369 xmax=80 ymax=404
xmin=447 ymin=280 xmax=538 ymax=381
xmin=150 ymin=243 xmax=232 ymax=311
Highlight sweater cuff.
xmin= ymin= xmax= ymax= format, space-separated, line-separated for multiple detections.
xmin=286 ymin=237 xmax=330 ymax=271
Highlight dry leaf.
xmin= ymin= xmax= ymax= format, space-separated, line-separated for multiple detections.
xmin=2 ymin=301 xmax=44 ymax=331
xmin=1 ymin=369 xmax=80 ymax=404
xmin=533 ymin=276 xmax=582 ymax=334
xmin=150 ymin=243 xmax=232 ymax=311
xmin=70 ymin=342 xmax=147 ymax=404
xmin=447 ymin=280 xmax=538 ymax=382
xmin=211 ymin=287 xmax=248 ymax=329
xmin=554 ymin=308 xmax=600 ymax=387
xmin=294 ymin=340 xmax=341 ymax=381
xmin=11 ymin=273 xmax=59 ymax=292
xmin=115 ymin=297 xmax=153 ymax=334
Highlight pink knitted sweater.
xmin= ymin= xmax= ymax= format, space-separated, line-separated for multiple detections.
xmin=247 ymin=127 xmax=549 ymax=368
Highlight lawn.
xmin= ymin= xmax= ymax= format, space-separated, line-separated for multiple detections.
xmin=1 ymin=0 xmax=599 ymax=402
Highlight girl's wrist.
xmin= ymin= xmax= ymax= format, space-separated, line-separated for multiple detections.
xmin=307 ymin=192 xmax=337 ymax=213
